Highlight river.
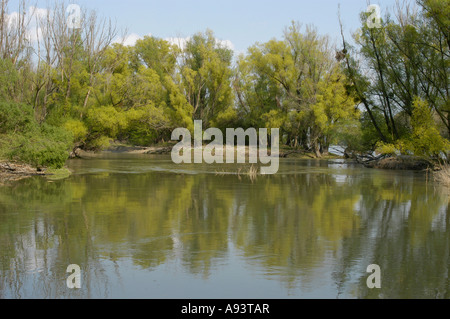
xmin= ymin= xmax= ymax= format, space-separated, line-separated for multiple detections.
xmin=0 ymin=153 xmax=448 ymax=298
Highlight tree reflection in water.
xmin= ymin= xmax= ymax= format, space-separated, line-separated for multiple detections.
xmin=0 ymin=158 xmax=448 ymax=298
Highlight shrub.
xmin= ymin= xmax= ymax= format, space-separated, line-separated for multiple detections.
xmin=376 ymin=142 xmax=399 ymax=156
xmin=85 ymin=135 xmax=111 ymax=151
xmin=0 ymin=100 xmax=73 ymax=168
xmin=64 ymin=119 xmax=88 ymax=144
xmin=5 ymin=124 xmax=72 ymax=169
xmin=86 ymin=105 xmax=128 ymax=138
xmin=0 ymin=100 xmax=36 ymax=134
xmin=376 ymin=98 xmax=450 ymax=160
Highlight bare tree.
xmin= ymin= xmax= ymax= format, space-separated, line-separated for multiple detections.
xmin=81 ymin=9 xmax=118 ymax=114
xmin=28 ymin=1 xmax=119 ymax=120
xmin=0 ymin=0 xmax=33 ymax=65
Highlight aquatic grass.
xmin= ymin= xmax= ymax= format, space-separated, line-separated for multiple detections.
xmin=216 ymin=164 xmax=260 ymax=182
xmin=45 ymin=167 xmax=72 ymax=180
xmin=434 ymin=164 xmax=450 ymax=188
xmin=245 ymin=164 xmax=259 ymax=182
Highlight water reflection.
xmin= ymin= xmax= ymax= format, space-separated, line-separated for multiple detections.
xmin=0 ymin=156 xmax=448 ymax=298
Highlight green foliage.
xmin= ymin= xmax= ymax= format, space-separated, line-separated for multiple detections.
xmin=180 ymin=30 xmax=234 ymax=127
xmin=376 ymin=99 xmax=450 ymax=160
xmin=376 ymin=142 xmax=399 ymax=156
xmin=1 ymin=0 xmax=448 ymax=166
xmin=333 ymin=119 xmax=365 ymax=152
xmin=86 ymin=105 xmax=128 ymax=139
xmin=342 ymin=1 xmax=450 ymax=158
xmin=262 ymin=110 xmax=287 ymax=130
xmin=0 ymin=100 xmax=35 ymax=133
xmin=45 ymin=167 xmax=72 ymax=180
xmin=359 ymin=110 xmax=391 ymax=150
xmin=124 ymin=104 xmax=171 ymax=145
xmin=0 ymin=59 xmax=19 ymax=101
xmin=134 ymin=36 xmax=177 ymax=77
xmin=64 ymin=119 xmax=88 ymax=144
xmin=236 ymin=23 xmax=359 ymax=156
xmin=210 ymin=106 xmax=238 ymax=131
xmin=0 ymin=101 xmax=72 ymax=168
xmin=408 ymin=99 xmax=450 ymax=158
xmin=7 ymin=131 xmax=71 ymax=169
xmin=86 ymin=135 xmax=111 ymax=151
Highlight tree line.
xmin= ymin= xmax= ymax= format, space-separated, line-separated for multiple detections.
xmin=0 ymin=0 xmax=448 ymax=168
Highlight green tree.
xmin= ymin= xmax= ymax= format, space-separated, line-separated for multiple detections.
xmin=339 ymin=0 xmax=449 ymax=158
xmin=236 ymin=22 xmax=359 ymax=156
xmin=377 ymin=98 xmax=450 ymax=160
xmin=179 ymin=30 xmax=235 ymax=128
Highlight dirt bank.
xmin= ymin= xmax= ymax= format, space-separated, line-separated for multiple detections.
xmin=0 ymin=161 xmax=47 ymax=183
xmin=102 ymin=145 xmax=340 ymax=158
xmin=363 ymin=156 xmax=433 ymax=171
xmin=70 ymin=145 xmax=173 ymax=157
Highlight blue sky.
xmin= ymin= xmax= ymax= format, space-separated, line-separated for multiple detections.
xmin=10 ymin=0 xmax=404 ymax=53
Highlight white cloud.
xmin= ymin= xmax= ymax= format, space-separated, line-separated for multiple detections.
xmin=6 ymin=7 xmax=50 ymax=43
xmin=6 ymin=11 xmax=20 ymax=28
xmin=111 ymin=33 xmax=236 ymax=53
xmin=29 ymin=6 xmax=49 ymax=20
xmin=218 ymin=39 xmax=234 ymax=51
xmin=165 ymin=36 xmax=235 ymax=52
xmin=165 ymin=37 xmax=190 ymax=50
xmin=113 ymin=33 xmax=152 ymax=47
xmin=27 ymin=27 xmax=43 ymax=43
xmin=119 ymin=33 xmax=142 ymax=46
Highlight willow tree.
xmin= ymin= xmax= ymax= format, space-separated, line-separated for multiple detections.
xmin=178 ymin=30 xmax=235 ymax=129
xmin=235 ymin=22 xmax=358 ymax=157
xmin=338 ymin=0 xmax=449 ymax=156
xmin=133 ymin=36 xmax=193 ymax=134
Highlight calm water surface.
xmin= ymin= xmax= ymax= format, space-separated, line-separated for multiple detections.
xmin=0 ymin=154 xmax=449 ymax=299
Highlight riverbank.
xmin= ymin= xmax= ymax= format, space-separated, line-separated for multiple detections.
xmin=363 ymin=156 xmax=433 ymax=171
xmin=434 ymin=164 xmax=450 ymax=189
xmin=78 ymin=142 xmax=344 ymax=160
xmin=0 ymin=161 xmax=46 ymax=183
xmin=2 ymin=143 xmax=443 ymax=184
xmin=0 ymin=161 xmax=71 ymax=184
xmin=76 ymin=143 xmax=443 ymax=169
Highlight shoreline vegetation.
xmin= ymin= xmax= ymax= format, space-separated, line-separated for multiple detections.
xmin=0 ymin=161 xmax=71 ymax=183
xmin=435 ymin=165 xmax=450 ymax=189
xmin=1 ymin=142 xmax=449 ymax=186
xmin=78 ymin=142 xmax=344 ymax=159
xmin=0 ymin=1 xmax=449 ymax=185
xmin=73 ymin=143 xmax=447 ymax=172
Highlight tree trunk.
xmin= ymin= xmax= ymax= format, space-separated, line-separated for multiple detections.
xmin=314 ymin=142 xmax=322 ymax=158
xmin=448 ymin=112 xmax=450 ymax=139
xmin=320 ymin=144 xmax=329 ymax=156
xmin=285 ymin=134 xmax=292 ymax=146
